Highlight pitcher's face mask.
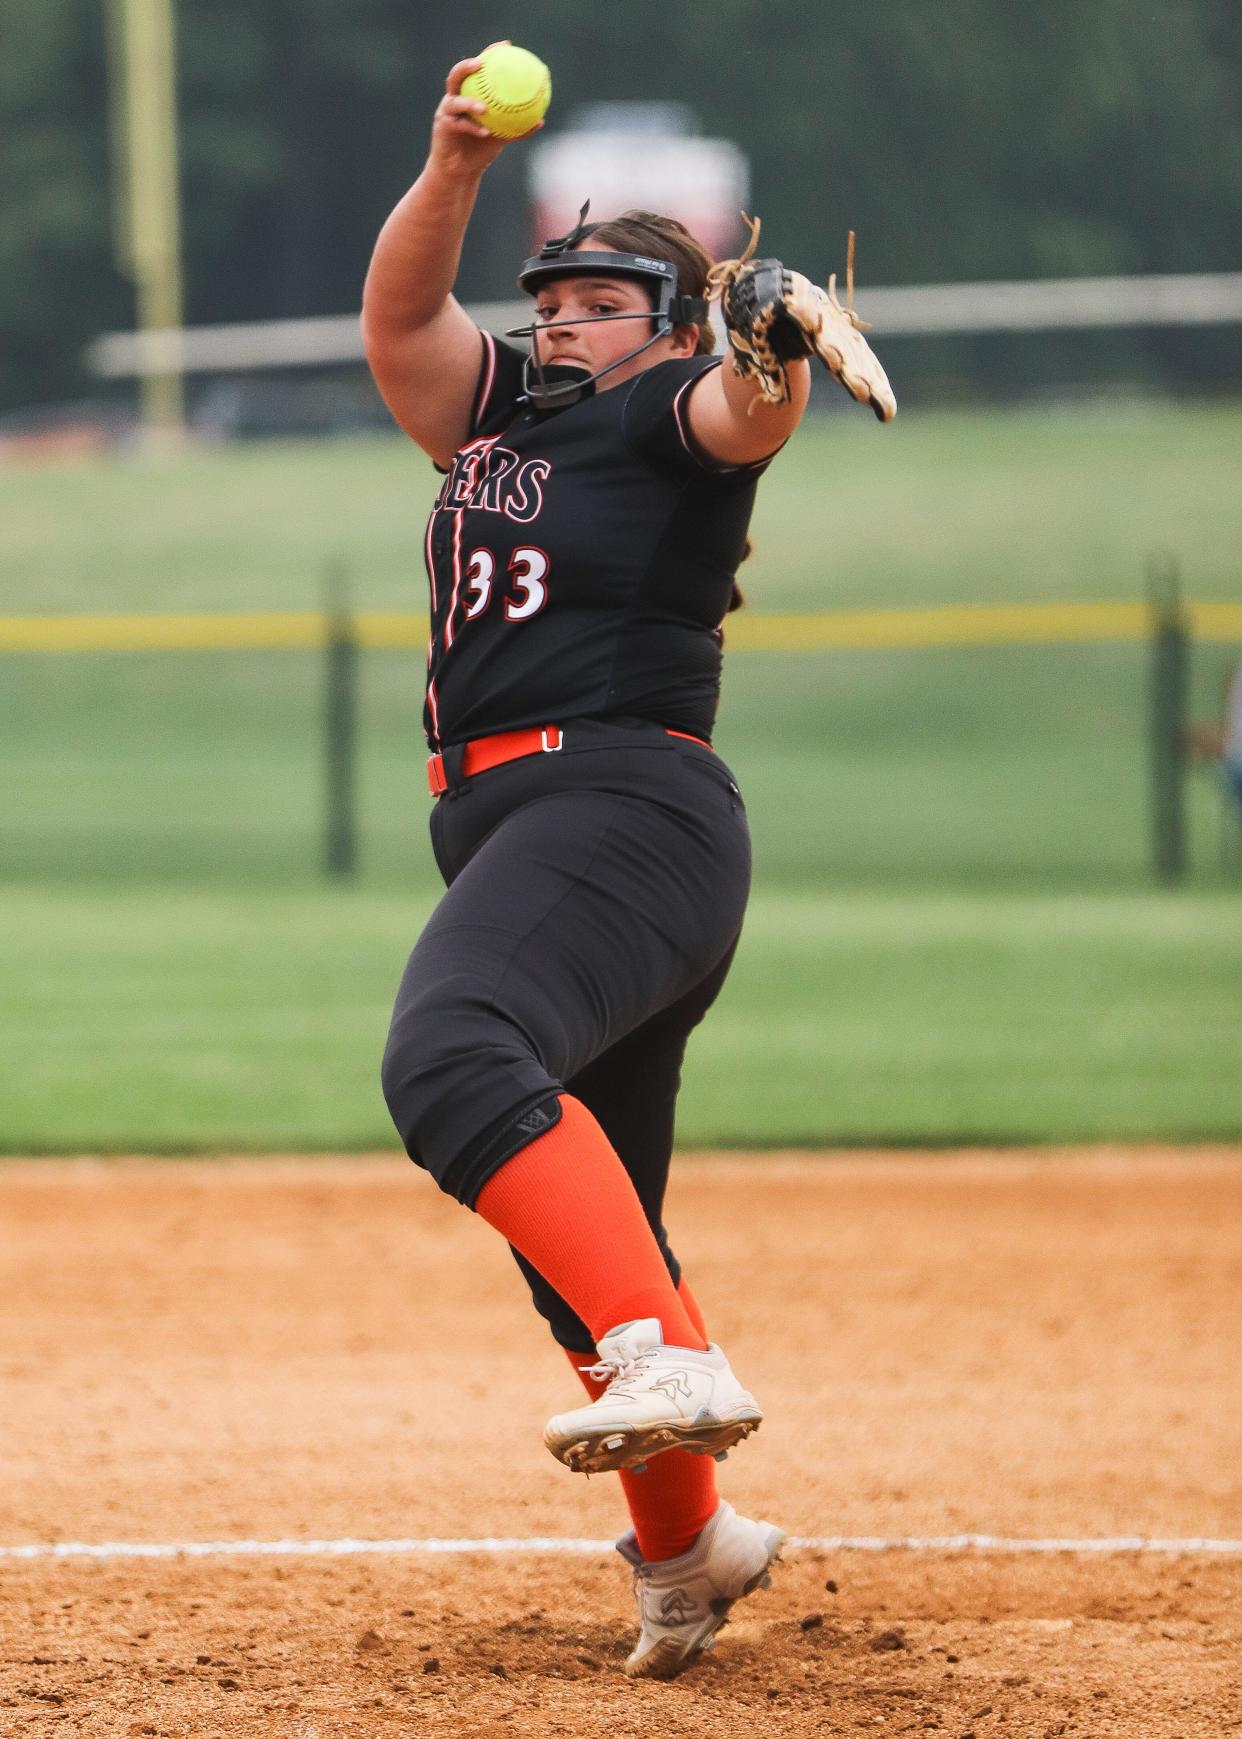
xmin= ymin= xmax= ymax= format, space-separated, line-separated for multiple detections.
xmin=507 ymin=202 xmax=708 ymax=411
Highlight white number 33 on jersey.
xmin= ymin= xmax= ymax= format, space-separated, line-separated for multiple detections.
xmin=463 ymin=546 xmax=549 ymax=624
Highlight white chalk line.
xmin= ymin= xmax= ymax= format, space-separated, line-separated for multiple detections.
xmin=2 ymin=1534 xmax=1241 ymax=1564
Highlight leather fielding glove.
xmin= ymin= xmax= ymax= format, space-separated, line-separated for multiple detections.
xmin=708 ymin=217 xmax=896 ymax=423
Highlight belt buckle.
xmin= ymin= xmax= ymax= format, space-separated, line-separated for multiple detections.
xmin=540 ymin=727 xmax=564 ymax=754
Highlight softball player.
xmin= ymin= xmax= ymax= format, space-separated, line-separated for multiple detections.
xmin=362 ymin=52 xmax=892 ymax=1679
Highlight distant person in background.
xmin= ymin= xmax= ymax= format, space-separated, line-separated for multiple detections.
xmin=1187 ymin=659 xmax=1242 ymax=822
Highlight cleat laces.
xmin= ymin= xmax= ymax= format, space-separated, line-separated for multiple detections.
xmin=579 ymin=1349 xmax=655 ymax=1395
xmin=581 ymin=1352 xmax=639 ymax=1381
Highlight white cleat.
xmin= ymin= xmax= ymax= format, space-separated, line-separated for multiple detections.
xmin=543 ymin=1317 xmax=763 ymax=1475
xmin=618 ymin=1500 xmax=785 ymax=1680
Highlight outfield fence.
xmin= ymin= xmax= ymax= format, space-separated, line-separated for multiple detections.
xmin=88 ymin=274 xmax=1242 ymax=379
xmin=6 ymin=600 xmax=1242 ymax=655
xmin=6 ymin=587 xmax=1242 ymax=889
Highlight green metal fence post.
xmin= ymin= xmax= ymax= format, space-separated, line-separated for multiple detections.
xmin=1147 ymin=552 xmax=1189 ymax=885
xmin=323 ymin=562 xmax=358 ymax=880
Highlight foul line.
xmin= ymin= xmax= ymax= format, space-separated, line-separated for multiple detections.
xmin=2 ymin=1533 xmax=1240 ymax=1564
xmin=2 ymin=602 xmax=1241 ymax=655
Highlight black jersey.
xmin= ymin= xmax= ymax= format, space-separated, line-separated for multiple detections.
xmin=420 ymin=331 xmax=769 ymax=749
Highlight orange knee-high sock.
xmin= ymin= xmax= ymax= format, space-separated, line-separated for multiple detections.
xmin=562 ymin=1274 xmax=719 ymax=1562
xmin=475 ymin=1096 xmax=707 ymax=1351
xmin=674 ymin=1274 xmax=709 ymax=1346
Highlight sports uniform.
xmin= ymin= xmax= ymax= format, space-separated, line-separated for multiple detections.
xmin=370 ymin=188 xmax=796 ymax=1680
xmin=382 ymin=332 xmax=762 ymax=1258
xmin=366 ymin=42 xmax=893 ymax=1673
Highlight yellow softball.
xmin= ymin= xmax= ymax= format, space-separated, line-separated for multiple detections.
xmin=461 ymin=44 xmax=551 ymax=139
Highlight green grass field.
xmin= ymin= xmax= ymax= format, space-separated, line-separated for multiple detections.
xmin=4 ymin=401 xmax=1240 ymax=615
xmin=4 ymin=640 xmax=1235 ymax=890
xmin=3 ymin=404 xmax=1240 ymax=1149
xmin=2 ymin=884 xmax=1238 ymax=1152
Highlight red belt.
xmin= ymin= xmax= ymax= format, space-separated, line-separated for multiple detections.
xmin=427 ymin=725 xmax=709 ymax=797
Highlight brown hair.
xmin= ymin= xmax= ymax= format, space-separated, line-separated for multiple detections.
xmin=574 ymin=210 xmax=717 ymax=355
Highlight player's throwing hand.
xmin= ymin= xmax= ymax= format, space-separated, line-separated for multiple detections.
xmin=430 ymin=47 xmax=544 ymax=180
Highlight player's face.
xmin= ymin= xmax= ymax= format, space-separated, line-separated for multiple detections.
xmin=530 ymin=249 xmax=697 ymax=390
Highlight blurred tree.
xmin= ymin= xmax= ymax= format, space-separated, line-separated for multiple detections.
xmin=0 ymin=0 xmax=126 ymax=413
xmin=1 ymin=0 xmax=1239 ymax=414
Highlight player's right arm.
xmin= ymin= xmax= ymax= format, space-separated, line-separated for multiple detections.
xmin=361 ymin=55 xmax=525 ymax=468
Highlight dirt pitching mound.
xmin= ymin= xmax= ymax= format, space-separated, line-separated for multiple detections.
xmin=2 ymin=1148 xmax=1239 ymax=1735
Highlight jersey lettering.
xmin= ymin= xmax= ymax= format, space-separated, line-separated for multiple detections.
xmin=503 ymin=459 xmax=550 ymax=524
xmin=435 ymin=446 xmax=552 ymax=524
xmin=504 ymin=548 xmax=550 ymax=621
xmin=444 ymin=447 xmax=484 ymax=509
xmin=469 ymin=446 xmax=521 ymax=513
xmin=463 ymin=548 xmax=495 ymax=620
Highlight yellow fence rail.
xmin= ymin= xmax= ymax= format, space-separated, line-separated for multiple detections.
xmin=3 ymin=600 xmax=1242 ymax=655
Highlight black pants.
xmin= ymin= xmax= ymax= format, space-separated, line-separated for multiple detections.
xmin=381 ymin=717 xmax=751 ymax=1351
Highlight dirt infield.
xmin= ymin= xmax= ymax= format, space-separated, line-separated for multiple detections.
xmin=2 ymin=1149 xmax=1239 ymax=1736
